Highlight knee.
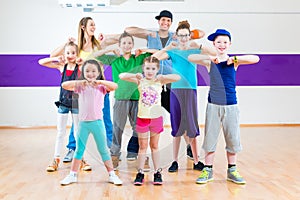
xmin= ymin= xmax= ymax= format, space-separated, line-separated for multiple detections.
xmin=139 ymin=143 xmax=148 ymax=151
xmin=149 ymin=143 xmax=159 ymax=151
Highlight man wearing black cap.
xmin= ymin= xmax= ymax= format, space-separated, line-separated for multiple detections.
xmin=125 ymin=10 xmax=202 ymax=161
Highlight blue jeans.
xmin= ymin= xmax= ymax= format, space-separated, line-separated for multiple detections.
xmin=66 ymin=93 xmax=113 ymax=150
xmin=58 ymin=105 xmax=78 ymax=114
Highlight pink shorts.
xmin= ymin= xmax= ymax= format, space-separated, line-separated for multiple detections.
xmin=136 ymin=116 xmax=164 ymax=134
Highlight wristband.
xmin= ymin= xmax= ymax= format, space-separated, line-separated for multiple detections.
xmin=233 ymin=56 xmax=238 ymax=64
xmin=191 ymin=29 xmax=200 ymax=39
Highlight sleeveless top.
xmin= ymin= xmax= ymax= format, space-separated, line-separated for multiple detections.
xmin=147 ymin=31 xmax=175 ymax=75
xmin=208 ymin=61 xmax=237 ymax=105
xmin=58 ymin=64 xmax=79 ymax=108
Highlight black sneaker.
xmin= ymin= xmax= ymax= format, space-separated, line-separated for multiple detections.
xmin=193 ymin=161 xmax=204 ymax=171
xmin=187 ymin=145 xmax=193 ymax=160
xmin=153 ymin=169 xmax=163 ymax=185
xmin=168 ymin=161 xmax=178 ymax=172
xmin=134 ymin=172 xmax=144 ymax=186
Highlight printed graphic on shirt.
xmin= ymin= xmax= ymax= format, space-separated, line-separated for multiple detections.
xmin=141 ymin=86 xmax=159 ymax=107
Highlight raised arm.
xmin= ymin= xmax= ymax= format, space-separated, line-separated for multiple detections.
xmin=190 ymin=29 xmax=205 ymax=40
xmin=93 ymin=46 xmax=120 ymax=58
xmin=118 ymin=72 xmax=142 ymax=84
xmin=227 ymin=55 xmax=260 ymax=67
xmin=201 ymin=45 xmax=217 ymax=57
xmin=94 ymin=80 xmax=118 ymax=91
xmin=62 ymin=80 xmax=84 ymax=91
xmin=188 ymin=54 xmax=214 ymax=70
xmin=158 ymin=74 xmax=181 ymax=85
xmin=50 ymin=37 xmax=76 ymax=57
xmin=100 ymin=33 xmax=121 ymax=49
xmin=124 ymin=26 xmax=153 ymax=39
xmin=38 ymin=56 xmax=65 ymax=70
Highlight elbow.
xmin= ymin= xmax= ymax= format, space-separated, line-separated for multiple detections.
xmin=111 ymin=83 xmax=118 ymax=91
xmin=255 ymin=56 xmax=260 ymax=63
xmin=252 ymin=55 xmax=260 ymax=64
xmin=61 ymin=82 xmax=67 ymax=90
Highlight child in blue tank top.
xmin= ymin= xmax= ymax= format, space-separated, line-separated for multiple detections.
xmin=188 ymin=29 xmax=260 ymax=185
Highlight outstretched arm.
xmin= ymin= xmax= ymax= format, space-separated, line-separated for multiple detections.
xmin=100 ymin=33 xmax=121 ymax=49
xmin=227 ymin=55 xmax=260 ymax=67
xmin=124 ymin=26 xmax=153 ymax=39
xmin=93 ymin=46 xmax=120 ymax=58
xmin=38 ymin=56 xmax=65 ymax=70
xmin=119 ymin=72 xmax=142 ymax=84
xmin=94 ymin=80 xmax=118 ymax=91
xmin=188 ymin=54 xmax=216 ymax=70
xmin=62 ymin=80 xmax=86 ymax=91
xmin=157 ymin=74 xmax=181 ymax=85
xmin=152 ymin=41 xmax=177 ymax=60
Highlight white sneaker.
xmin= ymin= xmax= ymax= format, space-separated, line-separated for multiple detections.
xmin=60 ymin=174 xmax=77 ymax=186
xmin=108 ymin=174 xmax=123 ymax=185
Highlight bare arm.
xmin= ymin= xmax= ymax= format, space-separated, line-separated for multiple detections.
xmin=119 ymin=72 xmax=142 ymax=84
xmin=93 ymin=47 xmax=120 ymax=58
xmin=157 ymin=74 xmax=181 ymax=85
xmin=50 ymin=37 xmax=76 ymax=57
xmin=188 ymin=54 xmax=214 ymax=70
xmin=135 ymin=48 xmax=158 ymax=57
xmin=201 ymin=45 xmax=217 ymax=56
xmin=38 ymin=56 xmax=65 ymax=70
xmin=62 ymin=80 xmax=86 ymax=91
xmin=100 ymin=33 xmax=121 ymax=49
xmin=152 ymin=41 xmax=177 ymax=60
xmin=124 ymin=26 xmax=152 ymax=39
xmin=94 ymin=80 xmax=118 ymax=92
xmin=227 ymin=55 xmax=260 ymax=68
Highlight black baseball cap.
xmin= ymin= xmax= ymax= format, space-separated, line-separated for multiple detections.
xmin=155 ymin=10 xmax=173 ymax=21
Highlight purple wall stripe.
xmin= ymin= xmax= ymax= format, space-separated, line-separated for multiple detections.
xmin=0 ymin=54 xmax=299 ymax=87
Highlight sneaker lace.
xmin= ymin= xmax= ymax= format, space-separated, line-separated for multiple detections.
xmin=199 ymin=169 xmax=209 ymax=178
xmin=231 ymin=170 xmax=243 ymax=178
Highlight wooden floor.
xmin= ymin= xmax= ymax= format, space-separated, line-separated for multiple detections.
xmin=0 ymin=126 xmax=299 ymax=200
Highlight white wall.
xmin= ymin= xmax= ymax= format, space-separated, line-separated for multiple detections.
xmin=1 ymin=0 xmax=300 ymax=126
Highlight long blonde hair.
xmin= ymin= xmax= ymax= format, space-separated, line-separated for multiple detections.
xmin=77 ymin=17 xmax=101 ymax=51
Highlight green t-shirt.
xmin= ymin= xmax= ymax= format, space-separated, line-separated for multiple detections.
xmin=97 ymin=53 xmax=151 ymax=100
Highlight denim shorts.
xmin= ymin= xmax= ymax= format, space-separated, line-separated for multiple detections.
xmin=58 ymin=105 xmax=78 ymax=114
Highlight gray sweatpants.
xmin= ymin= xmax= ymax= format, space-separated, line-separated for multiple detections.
xmin=110 ymin=100 xmax=138 ymax=157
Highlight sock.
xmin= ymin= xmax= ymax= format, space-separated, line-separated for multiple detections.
xmin=109 ymin=170 xmax=116 ymax=176
xmin=228 ymin=164 xmax=236 ymax=169
xmin=70 ymin=171 xmax=77 ymax=176
xmin=138 ymin=168 xmax=144 ymax=174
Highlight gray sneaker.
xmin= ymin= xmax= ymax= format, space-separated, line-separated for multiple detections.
xmin=196 ymin=167 xmax=213 ymax=184
xmin=227 ymin=166 xmax=246 ymax=184
xmin=126 ymin=153 xmax=137 ymax=161
xmin=63 ymin=149 xmax=74 ymax=163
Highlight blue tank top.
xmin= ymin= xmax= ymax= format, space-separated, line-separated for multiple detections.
xmin=208 ymin=61 xmax=237 ymax=105
xmin=147 ymin=31 xmax=175 ymax=75
xmin=58 ymin=64 xmax=79 ymax=108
